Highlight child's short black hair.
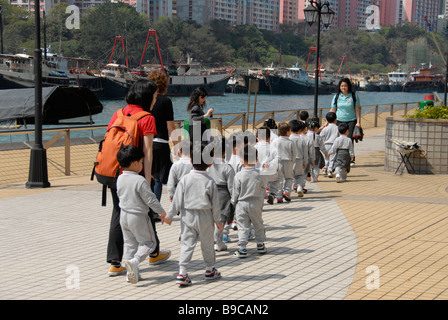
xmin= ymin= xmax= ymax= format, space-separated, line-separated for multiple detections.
xmin=308 ymin=120 xmax=320 ymax=131
xmin=277 ymin=122 xmax=291 ymax=136
xmin=191 ymin=141 xmax=213 ymax=171
xmin=242 ymin=131 xmax=256 ymax=145
xmin=263 ymin=118 xmax=277 ymax=129
xmin=326 ymin=111 xmax=337 ymax=123
xmin=289 ymin=119 xmax=306 ymax=133
xmin=299 ymin=110 xmax=309 ymax=121
xmin=256 ymin=126 xmax=270 ymax=140
xmin=117 ymin=145 xmax=144 ymax=168
xmin=230 ymin=131 xmax=244 ymax=149
xmin=338 ymin=122 xmax=349 ymax=134
xmin=212 ymin=136 xmax=226 ymax=157
xmin=239 ymin=144 xmax=258 ymax=164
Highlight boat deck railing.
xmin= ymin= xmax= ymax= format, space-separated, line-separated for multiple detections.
xmin=0 ymin=101 xmax=419 ymax=178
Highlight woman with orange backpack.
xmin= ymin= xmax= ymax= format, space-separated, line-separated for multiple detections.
xmin=106 ymin=79 xmax=171 ymax=277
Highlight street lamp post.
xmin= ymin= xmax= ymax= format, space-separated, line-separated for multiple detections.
xmin=304 ymin=1 xmax=335 ymax=122
xmin=26 ymin=4 xmax=50 ymax=188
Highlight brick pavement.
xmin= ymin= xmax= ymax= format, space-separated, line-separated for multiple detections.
xmin=0 ymin=126 xmax=447 ymax=301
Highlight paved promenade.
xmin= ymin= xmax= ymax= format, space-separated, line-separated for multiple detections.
xmin=0 ymin=126 xmax=447 ymax=301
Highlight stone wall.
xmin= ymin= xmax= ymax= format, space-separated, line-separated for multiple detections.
xmin=385 ymin=116 xmax=448 ymax=174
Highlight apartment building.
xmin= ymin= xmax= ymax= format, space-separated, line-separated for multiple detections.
xmin=176 ymin=0 xmax=280 ymax=31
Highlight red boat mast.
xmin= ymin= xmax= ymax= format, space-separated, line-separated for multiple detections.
xmin=139 ymin=29 xmax=164 ymax=71
xmin=108 ymin=36 xmax=129 ymax=68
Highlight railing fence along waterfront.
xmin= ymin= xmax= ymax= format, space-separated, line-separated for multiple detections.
xmin=0 ymin=102 xmax=419 ymax=182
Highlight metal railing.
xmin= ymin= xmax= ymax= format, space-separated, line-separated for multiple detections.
xmin=0 ymin=102 xmax=419 ymax=177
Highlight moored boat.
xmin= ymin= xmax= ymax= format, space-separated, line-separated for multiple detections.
xmin=388 ymin=69 xmax=408 ymax=92
xmin=403 ymin=65 xmax=445 ymax=93
xmin=267 ymin=66 xmax=335 ymax=95
xmin=0 ymin=53 xmax=72 ymax=89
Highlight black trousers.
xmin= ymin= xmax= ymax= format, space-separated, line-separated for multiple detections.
xmin=107 ymin=187 xmax=160 ymax=264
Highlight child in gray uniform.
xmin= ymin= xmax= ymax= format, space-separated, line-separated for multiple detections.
xmin=207 ymin=137 xmax=235 ymax=251
xmin=116 ymin=145 xmax=169 ymax=285
xmin=307 ymin=120 xmax=329 ymax=183
xmin=255 ymin=126 xmax=279 ymax=205
xmin=269 ymin=122 xmax=297 ymax=202
xmin=232 ymin=144 xmax=269 ymax=258
xmin=289 ymin=120 xmax=309 ymax=197
xmin=165 ymin=142 xmax=223 ymax=286
xmin=320 ymin=112 xmax=339 ymax=177
xmin=329 ymin=123 xmax=354 ymax=183
xmin=167 ymin=139 xmax=193 ymax=201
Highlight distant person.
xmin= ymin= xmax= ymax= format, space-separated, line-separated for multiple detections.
xmin=269 ymin=122 xmax=296 ymax=203
xmin=255 ymin=126 xmax=279 ymax=205
xmin=289 ymin=120 xmax=309 ymax=198
xmin=329 ymin=78 xmax=361 ymax=165
xmin=329 ymin=123 xmax=354 ymax=183
xmin=319 ymin=112 xmax=339 ymax=177
xmin=116 ymin=145 xmax=169 ymax=284
xmin=186 ymin=86 xmax=214 ymax=143
xmin=307 ymin=120 xmax=329 ymax=183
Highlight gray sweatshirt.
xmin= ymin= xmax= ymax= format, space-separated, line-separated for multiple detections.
xmin=167 ymin=170 xmax=221 ymax=222
xmin=289 ymin=133 xmax=309 ymax=163
xmin=207 ymin=158 xmax=235 ymax=191
xmin=167 ymin=157 xmax=193 ymax=197
xmin=329 ymin=135 xmax=354 ymax=158
xmin=231 ymin=167 xmax=269 ymax=204
xmin=320 ymin=123 xmax=339 ymax=145
xmin=270 ymin=136 xmax=297 ymax=161
xmin=117 ymin=171 xmax=165 ymax=215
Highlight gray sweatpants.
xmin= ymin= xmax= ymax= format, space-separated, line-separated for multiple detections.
xmin=235 ymin=199 xmax=265 ymax=247
xmin=179 ymin=209 xmax=216 ymax=271
xmin=120 ymin=210 xmax=157 ymax=264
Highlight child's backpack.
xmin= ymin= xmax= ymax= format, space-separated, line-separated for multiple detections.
xmin=91 ymin=108 xmax=150 ymax=206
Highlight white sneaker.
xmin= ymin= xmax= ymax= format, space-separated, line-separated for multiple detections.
xmin=125 ymin=259 xmax=139 ymax=284
xmin=297 ymin=186 xmax=304 ymax=197
xmin=214 ymin=242 xmax=227 ymax=251
xmin=335 ymin=174 xmax=342 ymax=183
xmin=328 ymin=171 xmax=333 ymax=178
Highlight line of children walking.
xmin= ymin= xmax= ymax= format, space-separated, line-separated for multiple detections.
xmin=115 ymin=115 xmax=354 ymax=287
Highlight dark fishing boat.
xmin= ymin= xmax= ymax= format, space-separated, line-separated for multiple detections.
xmin=266 ymin=66 xmax=335 ymax=95
xmin=403 ymin=65 xmax=445 ymax=93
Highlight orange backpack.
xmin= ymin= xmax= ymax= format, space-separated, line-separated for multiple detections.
xmin=92 ymin=108 xmax=150 ymax=205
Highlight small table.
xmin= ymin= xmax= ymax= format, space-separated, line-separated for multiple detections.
xmin=395 ymin=148 xmax=416 ymax=175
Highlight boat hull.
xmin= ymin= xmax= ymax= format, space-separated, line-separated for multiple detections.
xmin=403 ymin=80 xmax=445 ymax=93
xmin=166 ymin=74 xmax=230 ymax=96
xmin=242 ymin=75 xmax=271 ymax=94
xmin=267 ymin=75 xmax=335 ymax=95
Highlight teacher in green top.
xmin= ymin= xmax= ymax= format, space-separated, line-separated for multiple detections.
xmin=329 ymin=78 xmax=361 ymax=165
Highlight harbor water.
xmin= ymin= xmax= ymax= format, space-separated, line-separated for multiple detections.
xmin=0 ymin=91 xmax=427 ymax=143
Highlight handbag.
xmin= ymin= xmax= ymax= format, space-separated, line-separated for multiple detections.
xmin=353 ymin=126 xmax=364 ymax=143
